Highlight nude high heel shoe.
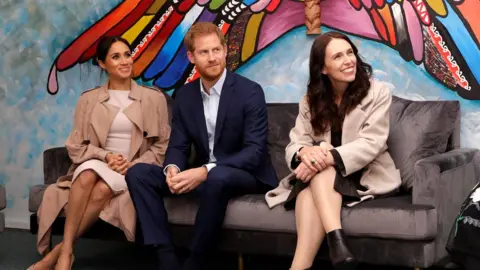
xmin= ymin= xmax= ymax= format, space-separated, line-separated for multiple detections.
xmin=53 ymin=254 xmax=75 ymax=270
xmin=26 ymin=263 xmax=53 ymax=270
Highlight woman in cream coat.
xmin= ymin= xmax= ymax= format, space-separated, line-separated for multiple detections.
xmin=266 ymin=32 xmax=401 ymax=270
xmin=30 ymin=36 xmax=170 ymax=270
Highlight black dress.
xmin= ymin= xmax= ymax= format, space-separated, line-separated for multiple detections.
xmin=284 ymin=128 xmax=366 ymax=211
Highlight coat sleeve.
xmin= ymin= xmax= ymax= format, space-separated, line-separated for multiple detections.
xmin=131 ymin=94 xmax=171 ymax=166
xmin=163 ymin=90 xmax=191 ymax=172
xmin=334 ymin=84 xmax=392 ymax=176
xmin=285 ymin=96 xmax=315 ymax=171
xmin=65 ymin=94 xmax=110 ymax=164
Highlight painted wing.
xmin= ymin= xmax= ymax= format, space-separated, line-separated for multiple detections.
xmin=349 ymin=0 xmax=479 ymax=96
xmin=47 ymin=0 xmax=287 ymax=94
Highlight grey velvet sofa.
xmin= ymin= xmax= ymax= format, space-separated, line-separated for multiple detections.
xmin=0 ymin=185 xmax=5 ymax=232
xmin=29 ymin=95 xmax=479 ymax=269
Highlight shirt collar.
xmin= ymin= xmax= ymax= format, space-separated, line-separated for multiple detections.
xmin=200 ymin=68 xmax=227 ymax=97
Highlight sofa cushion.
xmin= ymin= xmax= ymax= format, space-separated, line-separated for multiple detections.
xmin=341 ymin=195 xmax=437 ymax=240
xmin=0 ymin=185 xmax=5 ymax=210
xmin=29 ymin=184 xmax=48 ymax=212
xmin=267 ymin=103 xmax=298 ymax=180
xmin=165 ymin=194 xmax=437 ymax=240
xmin=44 ymin=147 xmax=71 ymax=185
xmin=387 ymin=96 xmax=459 ymax=191
xmin=30 ymin=183 xmax=436 ymax=240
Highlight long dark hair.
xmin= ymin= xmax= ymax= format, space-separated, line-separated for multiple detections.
xmin=307 ymin=31 xmax=372 ymax=134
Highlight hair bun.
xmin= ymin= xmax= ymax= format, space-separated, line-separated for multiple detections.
xmin=92 ymin=57 xmax=99 ymax=66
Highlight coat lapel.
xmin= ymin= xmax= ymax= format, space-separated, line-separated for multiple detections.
xmin=214 ymin=71 xmax=235 ymax=145
xmin=341 ymin=91 xmax=370 ymax=144
xmin=123 ymin=81 xmax=144 ymax=161
xmin=192 ymin=80 xmax=210 ymax=153
xmin=342 ymin=106 xmax=367 ymax=143
xmin=90 ymin=82 xmax=118 ymax=148
xmin=90 ymin=80 xmax=146 ymax=161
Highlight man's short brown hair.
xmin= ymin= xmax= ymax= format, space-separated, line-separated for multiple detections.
xmin=184 ymin=22 xmax=226 ymax=52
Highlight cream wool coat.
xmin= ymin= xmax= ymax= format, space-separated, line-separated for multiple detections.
xmin=265 ymin=80 xmax=401 ymax=208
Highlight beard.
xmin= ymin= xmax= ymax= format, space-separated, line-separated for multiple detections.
xmin=196 ymin=62 xmax=225 ymax=81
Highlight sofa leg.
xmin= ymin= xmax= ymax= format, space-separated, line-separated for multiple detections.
xmin=238 ymin=253 xmax=244 ymax=270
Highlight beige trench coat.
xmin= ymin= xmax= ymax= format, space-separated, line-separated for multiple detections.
xmin=36 ymin=80 xmax=170 ymax=254
xmin=265 ymin=80 xmax=401 ymax=208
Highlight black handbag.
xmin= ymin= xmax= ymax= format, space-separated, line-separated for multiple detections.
xmin=446 ymin=182 xmax=480 ymax=269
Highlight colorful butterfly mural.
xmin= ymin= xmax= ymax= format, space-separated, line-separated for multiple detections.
xmin=46 ymin=0 xmax=480 ymax=99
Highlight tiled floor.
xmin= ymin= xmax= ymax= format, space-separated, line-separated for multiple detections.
xmin=0 ymin=229 xmax=460 ymax=270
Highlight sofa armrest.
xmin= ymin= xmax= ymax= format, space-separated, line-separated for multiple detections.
xmin=44 ymin=147 xmax=72 ymax=185
xmin=475 ymin=149 xmax=480 ymax=183
xmin=0 ymin=185 xmax=5 ymax=210
xmin=29 ymin=184 xmax=49 ymax=213
xmin=413 ymin=148 xmax=479 ymax=263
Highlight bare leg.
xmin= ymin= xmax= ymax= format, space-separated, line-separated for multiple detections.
xmin=55 ymin=175 xmax=113 ymax=270
xmin=291 ymin=186 xmax=325 ymax=270
xmin=63 ymin=170 xmax=99 ymax=243
xmin=309 ymin=166 xmax=342 ymax=233
xmin=31 ymin=170 xmax=98 ymax=269
xmin=309 ymin=167 xmax=357 ymax=268
xmin=50 ymin=170 xmax=98 ymax=270
xmin=54 ymin=179 xmax=114 ymax=270
xmin=33 ymin=180 xmax=114 ymax=270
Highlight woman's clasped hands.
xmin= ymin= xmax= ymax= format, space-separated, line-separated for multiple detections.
xmin=106 ymin=153 xmax=132 ymax=175
xmin=294 ymin=142 xmax=334 ymax=183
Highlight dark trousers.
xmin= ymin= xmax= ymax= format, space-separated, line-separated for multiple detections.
xmin=125 ymin=163 xmax=266 ymax=269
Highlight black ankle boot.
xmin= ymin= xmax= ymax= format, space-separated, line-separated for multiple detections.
xmin=326 ymin=229 xmax=358 ymax=270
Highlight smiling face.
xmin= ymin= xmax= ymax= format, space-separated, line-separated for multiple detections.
xmin=322 ymin=38 xmax=357 ymax=85
xmin=186 ymin=33 xmax=227 ymax=82
xmin=98 ymin=41 xmax=133 ymax=80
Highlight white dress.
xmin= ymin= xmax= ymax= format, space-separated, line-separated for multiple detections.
xmin=71 ymin=90 xmax=134 ymax=194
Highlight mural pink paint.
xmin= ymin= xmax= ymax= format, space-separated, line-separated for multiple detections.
xmin=46 ymin=0 xmax=479 ymax=99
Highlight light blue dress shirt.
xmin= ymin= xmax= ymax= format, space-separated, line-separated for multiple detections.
xmin=199 ymin=68 xmax=227 ymax=171
xmin=164 ymin=68 xmax=227 ymax=175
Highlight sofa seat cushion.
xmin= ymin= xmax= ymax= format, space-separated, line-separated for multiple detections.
xmin=165 ymin=194 xmax=437 ymax=241
xmin=341 ymin=195 xmax=437 ymax=240
xmin=29 ymin=184 xmax=437 ymax=240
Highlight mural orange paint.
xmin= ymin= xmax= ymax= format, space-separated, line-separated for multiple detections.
xmin=46 ymin=0 xmax=479 ymax=99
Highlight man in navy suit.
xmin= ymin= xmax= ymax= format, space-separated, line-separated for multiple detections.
xmin=125 ymin=22 xmax=277 ymax=270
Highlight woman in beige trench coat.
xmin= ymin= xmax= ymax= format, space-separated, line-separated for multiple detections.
xmin=29 ymin=36 xmax=170 ymax=270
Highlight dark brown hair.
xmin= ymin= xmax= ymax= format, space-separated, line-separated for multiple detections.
xmin=183 ymin=22 xmax=226 ymax=52
xmin=95 ymin=36 xmax=132 ymax=64
xmin=307 ymin=31 xmax=372 ymax=134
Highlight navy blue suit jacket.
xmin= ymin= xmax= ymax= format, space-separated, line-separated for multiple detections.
xmin=164 ymin=71 xmax=277 ymax=188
